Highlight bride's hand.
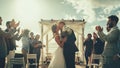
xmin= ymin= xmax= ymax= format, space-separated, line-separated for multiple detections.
xmin=60 ymin=37 xmax=67 ymax=48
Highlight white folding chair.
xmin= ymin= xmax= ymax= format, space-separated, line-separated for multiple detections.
xmin=89 ymin=54 xmax=102 ymax=68
xmin=27 ymin=54 xmax=37 ymax=68
xmin=9 ymin=57 xmax=25 ymax=68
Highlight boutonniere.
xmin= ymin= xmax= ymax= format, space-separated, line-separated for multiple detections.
xmin=63 ymin=26 xmax=72 ymax=35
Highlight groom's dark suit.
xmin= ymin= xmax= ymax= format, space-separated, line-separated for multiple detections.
xmin=63 ymin=29 xmax=78 ymax=68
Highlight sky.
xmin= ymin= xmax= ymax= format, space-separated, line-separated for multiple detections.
xmin=0 ymin=0 xmax=120 ymax=37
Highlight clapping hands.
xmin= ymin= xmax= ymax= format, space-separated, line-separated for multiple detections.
xmin=95 ymin=26 xmax=103 ymax=32
xmin=10 ymin=19 xmax=20 ymax=28
xmin=60 ymin=37 xmax=67 ymax=48
xmin=20 ymin=29 xmax=24 ymax=35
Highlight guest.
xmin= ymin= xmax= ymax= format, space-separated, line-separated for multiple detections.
xmin=32 ymin=34 xmax=42 ymax=68
xmin=96 ymin=15 xmax=120 ymax=68
xmin=28 ymin=32 xmax=35 ymax=67
xmin=29 ymin=32 xmax=34 ymax=40
xmin=91 ymin=32 xmax=105 ymax=68
xmin=5 ymin=21 xmax=22 ymax=63
xmin=21 ymin=29 xmax=30 ymax=65
xmin=29 ymin=32 xmax=35 ymax=54
xmin=0 ymin=17 xmax=10 ymax=68
xmin=83 ymin=33 xmax=93 ymax=67
xmin=5 ymin=21 xmax=12 ymax=56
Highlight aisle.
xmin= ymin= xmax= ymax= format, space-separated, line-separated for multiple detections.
xmin=39 ymin=64 xmax=85 ymax=68
xmin=76 ymin=65 xmax=85 ymax=68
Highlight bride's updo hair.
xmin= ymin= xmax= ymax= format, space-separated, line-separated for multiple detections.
xmin=51 ymin=24 xmax=57 ymax=33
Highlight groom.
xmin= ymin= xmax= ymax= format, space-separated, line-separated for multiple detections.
xmin=58 ymin=21 xmax=79 ymax=68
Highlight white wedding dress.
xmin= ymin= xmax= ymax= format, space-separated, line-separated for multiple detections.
xmin=48 ymin=46 xmax=66 ymax=68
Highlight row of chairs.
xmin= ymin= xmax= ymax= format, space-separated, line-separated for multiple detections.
xmin=9 ymin=53 xmax=102 ymax=68
xmin=9 ymin=54 xmax=37 ymax=68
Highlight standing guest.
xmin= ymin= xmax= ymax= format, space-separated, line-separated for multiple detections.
xmin=5 ymin=21 xmax=12 ymax=56
xmin=0 ymin=17 xmax=10 ymax=68
xmin=96 ymin=15 xmax=120 ymax=68
xmin=29 ymin=32 xmax=35 ymax=54
xmin=91 ymin=32 xmax=105 ymax=68
xmin=5 ymin=21 xmax=22 ymax=63
xmin=32 ymin=34 xmax=42 ymax=68
xmin=29 ymin=32 xmax=34 ymax=40
xmin=83 ymin=33 xmax=93 ymax=68
xmin=21 ymin=29 xmax=30 ymax=65
xmin=28 ymin=32 xmax=35 ymax=66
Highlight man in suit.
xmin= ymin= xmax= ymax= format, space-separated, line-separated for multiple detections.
xmin=5 ymin=21 xmax=23 ymax=68
xmin=58 ymin=21 xmax=79 ymax=68
xmin=83 ymin=33 xmax=93 ymax=68
xmin=0 ymin=17 xmax=10 ymax=68
xmin=96 ymin=15 xmax=120 ymax=68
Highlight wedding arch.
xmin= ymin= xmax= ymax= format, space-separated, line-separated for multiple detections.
xmin=39 ymin=19 xmax=86 ymax=65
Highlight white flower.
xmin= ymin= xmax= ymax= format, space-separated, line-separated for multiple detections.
xmin=63 ymin=26 xmax=72 ymax=35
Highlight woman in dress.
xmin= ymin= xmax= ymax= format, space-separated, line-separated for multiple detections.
xmin=48 ymin=24 xmax=67 ymax=68
xmin=21 ymin=29 xmax=30 ymax=65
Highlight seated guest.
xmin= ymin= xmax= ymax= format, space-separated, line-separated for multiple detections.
xmin=91 ymin=32 xmax=105 ymax=68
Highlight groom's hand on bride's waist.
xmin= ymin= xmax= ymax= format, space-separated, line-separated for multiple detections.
xmin=59 ymin=44 xmax=63 ymax=48
xmin=62 ymin=37 xmax=67 ymax=42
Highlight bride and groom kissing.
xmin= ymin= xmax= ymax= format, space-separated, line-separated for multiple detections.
xmin=48 ymin=21 xmax=79 ymax=68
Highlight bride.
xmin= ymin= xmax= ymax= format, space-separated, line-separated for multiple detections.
xmin=48 ymin=24 xmax=67 ymax=68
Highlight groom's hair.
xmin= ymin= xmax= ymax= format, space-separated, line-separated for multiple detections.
xmin=59 ymin=21 xmax=65 ymax=25
xmin=108 ymin=15 xmax=119 ymax=24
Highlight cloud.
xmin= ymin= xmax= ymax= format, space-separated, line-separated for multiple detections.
xmin=97 ymin=15 xmax=107 ymax=21
xmin=91 ymin=0 xmax=120 ymax=7
xmin=117 ymin=11 xmax=120 ymax=18
xmin=117 ymin=11 xmax=120 ymax=24
xmin=103 ymin=6 xmax=114 ymax=14
xmin=64 ymin=14 xmax=77 ymax=19
xmin=91 ymin=25 xmax=97 ymax=32
xmin=92 ymin=0 xmax=120 ymax=16
xmin=64 ymin=0 xmax=120 ymax=24
xmin=64 ymin=0 xmax=96 ymax=23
